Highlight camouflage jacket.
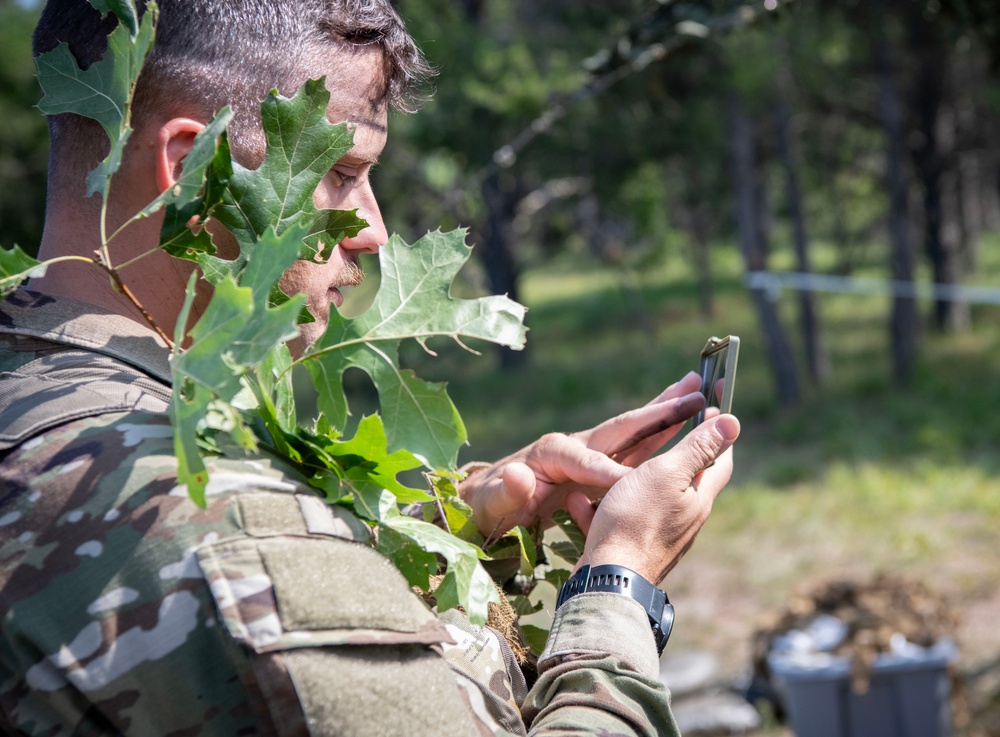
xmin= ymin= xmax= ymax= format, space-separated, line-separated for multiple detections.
xmin=0 ymin=290 xmax=681 ymax=737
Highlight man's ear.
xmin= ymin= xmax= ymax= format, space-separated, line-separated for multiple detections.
xmin=155 ymin=118 xmax=206 ymax=193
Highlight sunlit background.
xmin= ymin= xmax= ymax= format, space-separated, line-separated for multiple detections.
xmin=2 ymin=0 xmax=999 ymax=734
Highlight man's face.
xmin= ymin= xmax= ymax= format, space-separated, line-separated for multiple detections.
xmin=279 ymin=49 xmax=390 ymax=352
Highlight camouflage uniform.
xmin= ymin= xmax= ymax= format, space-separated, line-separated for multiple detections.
xmin=0 ymin=289 xmax=681 ymax=737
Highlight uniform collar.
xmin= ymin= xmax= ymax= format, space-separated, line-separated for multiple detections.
xmin=0 ymin=289 xmax=172 ymax=384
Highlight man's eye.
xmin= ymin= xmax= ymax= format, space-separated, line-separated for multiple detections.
xmin=332 ymin=170 xmax=358 ymax=187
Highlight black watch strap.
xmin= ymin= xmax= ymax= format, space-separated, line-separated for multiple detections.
xmin=556 ymin=564 xmax=674 ymax=655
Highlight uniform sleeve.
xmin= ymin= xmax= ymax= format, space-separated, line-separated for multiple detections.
xmin=521 ymin=593 xmax=681 ymax=737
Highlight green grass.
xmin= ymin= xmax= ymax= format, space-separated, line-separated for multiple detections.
xmin=397 ymin=233 xmax=1000 ymax=732
xmin=414 ymin=236 xmax=1000 ymax=471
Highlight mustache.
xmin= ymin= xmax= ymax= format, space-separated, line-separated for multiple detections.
xmin=335 ymin=259 xmax=365 ymax=288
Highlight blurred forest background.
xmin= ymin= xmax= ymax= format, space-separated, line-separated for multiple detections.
xmin=2 ymin=0 xmax=1000 ymax=733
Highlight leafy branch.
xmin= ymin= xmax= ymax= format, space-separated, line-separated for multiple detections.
xmin=0 ymin=0 xmax=569 ymax=626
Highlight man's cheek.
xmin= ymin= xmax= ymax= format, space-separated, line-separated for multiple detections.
xmin=204 ymin=219 xmax=240 ymax=261
xmin=278 ymin=262 xmax=310 ymax=298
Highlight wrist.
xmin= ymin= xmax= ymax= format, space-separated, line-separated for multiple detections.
xmin=543 ymin=592 xmax=662 ymax=676
xmin=557 ymin=563 xmax=675 ymax=655
xmin=575 ymin=547 xmax=663 ymax=584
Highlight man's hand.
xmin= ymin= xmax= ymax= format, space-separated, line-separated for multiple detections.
xmin=459 ymin=372 xmax=706 ymax=537
xmin=570 ymin=413 xmax=740 ymax=584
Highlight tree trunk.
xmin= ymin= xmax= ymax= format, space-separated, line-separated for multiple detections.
xmin=981 ymin=152 xmax=1000 ymax=231
xmin=816 ymin=116 xmax=858 ymax=274
xmin=955 ymin=93 xmax=982 ymax=272
xmin=877 ymin=5 xmax=919 ymax=383
xmin=480 ymin=172 xmax=526 ymax=370
xmin=753 ymin=155 xmax=772 ymax=263
xmin=774 ymin=98 xmax=830 ymax=384
xmin=957 ymin=152 xmax=982 ymax=272
xmin=907 ymin=5 xmax=969 ymax=332
xmin=680 ymin=157 xmax=714 ymax=318
xmin=728 ymin=91 xmax=800 ymax=406
xmin=936 ymin=104 xmax=970 ymax=329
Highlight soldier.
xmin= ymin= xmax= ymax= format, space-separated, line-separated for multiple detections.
xmin=0 ymin=1 xmax=740 ymax=735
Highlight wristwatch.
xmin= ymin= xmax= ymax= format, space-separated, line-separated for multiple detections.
xmin=557 ymin=563 xmax=674 ymax=655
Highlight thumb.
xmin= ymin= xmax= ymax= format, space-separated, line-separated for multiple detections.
xmin=660 ymin=414 xmax=740 ymax=484
xmin=493 ymin=462 xmax=537 ymax=515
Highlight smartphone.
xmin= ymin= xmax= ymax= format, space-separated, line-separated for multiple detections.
xmin=693 ymin=335 xmax=739 ymax=426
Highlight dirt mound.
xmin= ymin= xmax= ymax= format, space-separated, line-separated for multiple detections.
xmin=752 ymin=571 xmax=958 ymax=693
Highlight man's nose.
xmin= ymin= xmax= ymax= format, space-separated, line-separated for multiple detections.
xmin=339 ymin=187 xmax=387 ymax=255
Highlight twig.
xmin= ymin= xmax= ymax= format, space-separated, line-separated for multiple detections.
xmin=424 ymin=471 xmax=452 ymax=535
xmin=93 ymin=258 xmax=175 ymax=349
xmin=482 ymin=516 xmax=506 ymax=550
xmin=419 ymin=0 xmax=793 ymax=232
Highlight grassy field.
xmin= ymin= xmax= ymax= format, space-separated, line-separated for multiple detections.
xmin=395 ymin=234 xmax=1000 ymax=734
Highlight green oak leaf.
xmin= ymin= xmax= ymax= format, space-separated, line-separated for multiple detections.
xmin=0 ymin=246 xmax=45 ymax=297
xmin=520 ymin=624 xmax=549 ymax=657
xmin=171 ymin=379 xmax=212 ymax=507
xmin=543 ymin=567 xmax=571 ymax=590
xmin=170 ymin=225 xmax=306 ymax=502
xmin=485 ymin=526 xmax=537 ymax=576
xmin=548 ymin=509 xmax=586 ymax=565
xmin=425 ymin=470 xmax=480 ymax=542
xmin=174 ymin=278 xmax=273 ymax=400
xmin=159 ymin=128 xmax=234 ymax=260
xmin=325 ymin=415 xmax=430 ymax=505
xmin=379 ymin=494 xmax=499 ymax=625
xmin=376 ymin=524 xmax=438 ymax=591
xmin=88 ymin=0 xmax=140 ymax=37
xmin=136 ymin=108 xmax=233 ymax=224
xmin=508 ymin=595 xmax=544 ymax=616
xmin=253 ymin=344 xmax=297 ymax=434
xmin=440 ymin=496 xmax=479 ymax=542
xmin=201 ymin=78 xmax=368 ymax=284
xmin=303 ymin=230 xmax=527 ymax=470
xmin=36 ymin=3 xmax=157 ymax=197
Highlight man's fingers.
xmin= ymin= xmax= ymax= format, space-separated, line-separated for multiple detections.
xmin=566 ymin=490 xmax=596 ymax=535
xmin=609 ymin=423 xmax=681 ymax=467
xmin=595 ymin=391 xmax=705 ymax=460
xmin=500 ymin=463 xmax=536 ymax=505
xmin=530 ymin=433 xmax=633 ymax=488
xmin=646 ymin=370 xmax=702 ymax=406
xmin=692 ymin=444 xmax=735 ymax=495
xmin=480 ymin=462 xmax=535 ymax=525
xmin=658 ymin=414 xmax=740 ymax=485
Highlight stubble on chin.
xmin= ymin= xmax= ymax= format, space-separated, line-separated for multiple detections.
xmin=285 ymin=258 xmax=366 ymax=357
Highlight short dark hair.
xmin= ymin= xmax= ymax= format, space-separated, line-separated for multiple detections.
xmin=34 ymin=0 xmax=432 ymax=170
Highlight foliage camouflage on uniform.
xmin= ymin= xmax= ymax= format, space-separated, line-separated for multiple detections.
xmin=0 ymin=0 xmax=528 ymax=627
xmin=0 ymin=296 xmax=681 ymax=736
xmin=1 ymin=1 xmax=683 ymax=734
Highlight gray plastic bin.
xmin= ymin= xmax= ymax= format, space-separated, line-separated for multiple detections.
xmin=768 ymin=640 xmax=956 ymax=737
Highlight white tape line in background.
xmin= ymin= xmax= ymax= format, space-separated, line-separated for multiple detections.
xmin=745 ymin=271 xmax=1000 ymax=306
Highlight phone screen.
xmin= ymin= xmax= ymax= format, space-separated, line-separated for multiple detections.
xmin=693 ymin=335 xmax=739 ymax=426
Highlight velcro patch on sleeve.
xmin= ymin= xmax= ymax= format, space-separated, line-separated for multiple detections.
xmin=237 ymin=493 xmax=370 ymax=543
xmin=197 ymin=537 xmax=453 ymax=653
xmin=260 ymin=537 xmax=437 ymax=633
xmin=296 ymin=494 xmax=371 ymax=542
xmin=279 ymin=645 xmax=485 ymax=737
